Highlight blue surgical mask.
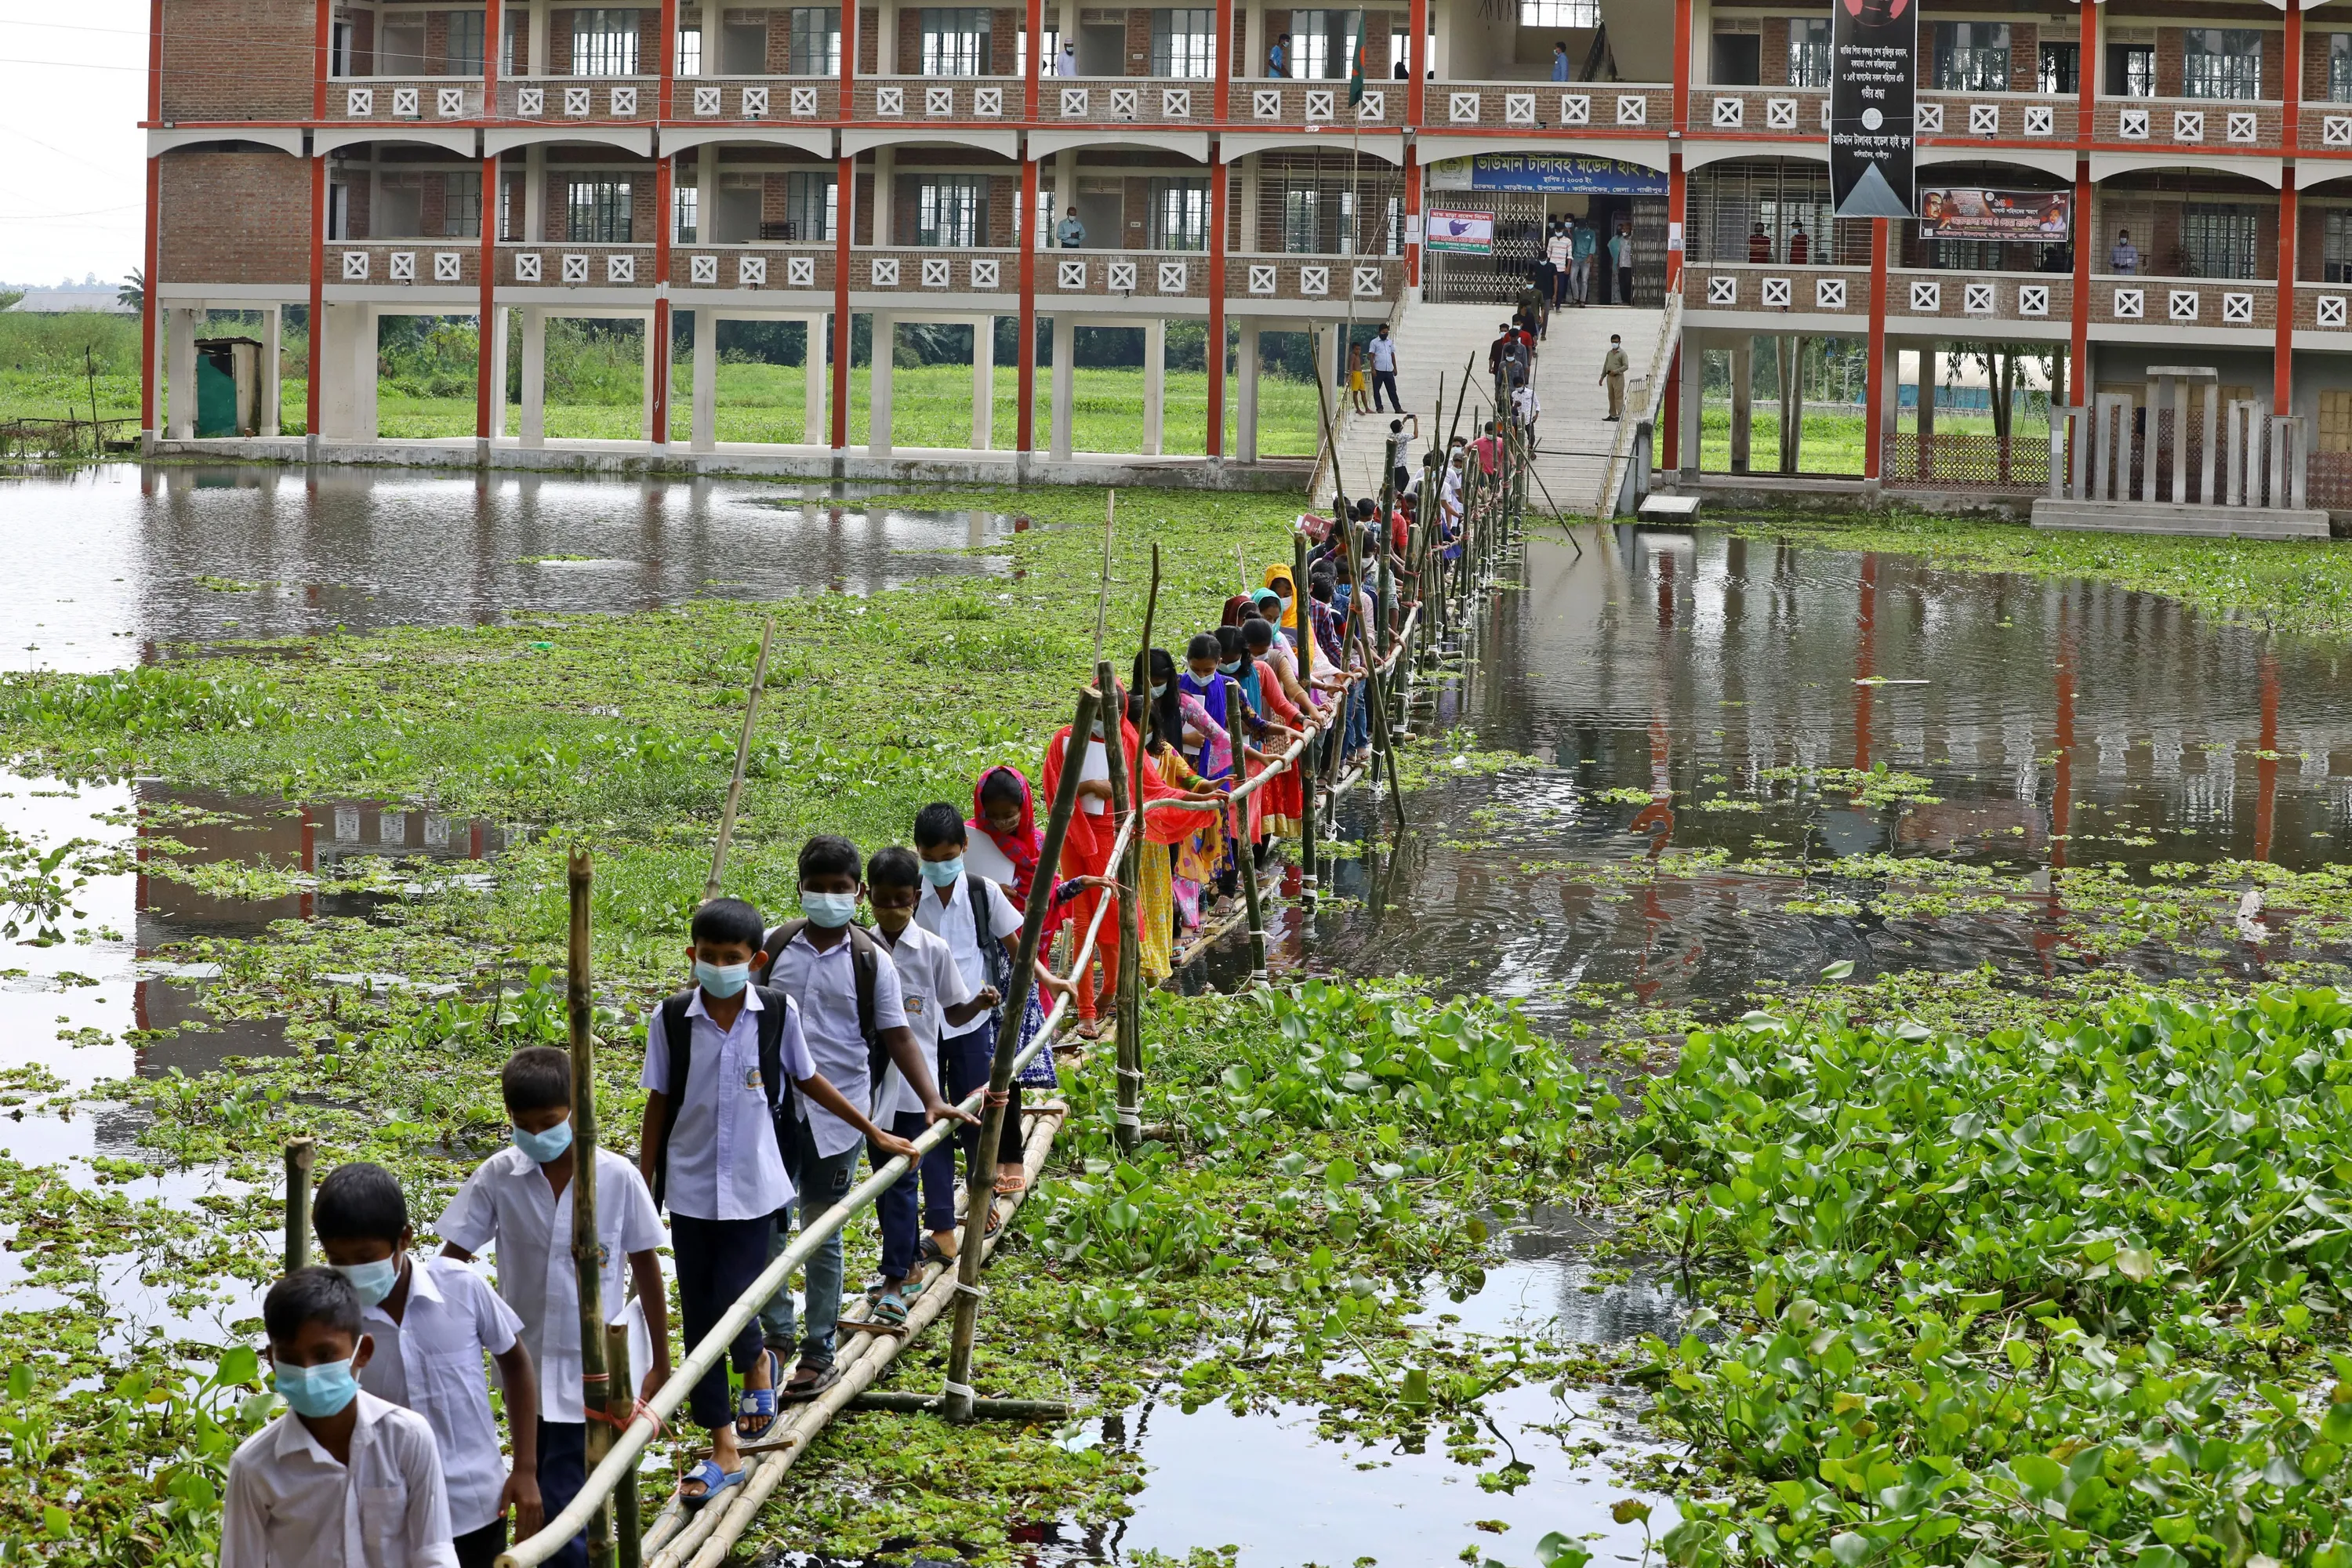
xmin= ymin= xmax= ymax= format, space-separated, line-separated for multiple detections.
xmin=920 ymin=856 xmax=964 ymax=887
xmin=1149 ymin=682 xmax=1168 ymax=699
xmin=803 ymin=891 xmax=858 ymax=928
xmin=693 ymin=959 xmax=750 ymax=998
xmin=512 ymin=1118 xmax=573 ymax=1164
xmin=1218 ymin=659 xmax=1244 ymax=675
xmin=274 ymin=1357 xmax=361 ymax=1418
xmin=334 ymin=1258 xmax=401 ymax=1308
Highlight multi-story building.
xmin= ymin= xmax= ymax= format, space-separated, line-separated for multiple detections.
xmin=140 ymin=0 xmax=2352 ymax=499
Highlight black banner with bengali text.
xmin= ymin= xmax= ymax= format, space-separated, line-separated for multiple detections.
xmin=1829 ymin=0 xmax=1917 ymax=219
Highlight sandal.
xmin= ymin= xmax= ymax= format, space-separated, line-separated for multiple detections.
xmin=995 ymin=1168 xmax=1029 ymax=1196
xmin=916 ymin=1234 xmax=956 ymax=1267
xmin=679 ymin=1457 xmax=746 ymax=1514
xmin=779 ymin=1359 xmax=841 ymax=1404
xmin=854 ymin=1288 xmax=911 ymax=1335
xmin=735 ymin=1349 xmax=782 ymax=1440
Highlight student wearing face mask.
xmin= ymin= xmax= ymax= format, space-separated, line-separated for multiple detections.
xmin=223 ymin=1267 xmax=456 ymax=1568
xmin=437 ymin=1048 xmax=669 ymax=1563
xmin=1138 ymin=650 xmax=1228 ymax=946
xmin=314 ymin=1162 xmax=539 ymax=1568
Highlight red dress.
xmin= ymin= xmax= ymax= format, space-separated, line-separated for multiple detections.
xmin=1040 ymin=713 xmax=1203 ymax=1021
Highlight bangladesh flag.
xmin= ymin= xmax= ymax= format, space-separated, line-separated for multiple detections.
xmin=1348 ymin=12 xmax=1368 ymax=105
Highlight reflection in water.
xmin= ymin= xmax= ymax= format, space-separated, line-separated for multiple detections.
xmin=4 ymin=464 xmax=1018 ymax=672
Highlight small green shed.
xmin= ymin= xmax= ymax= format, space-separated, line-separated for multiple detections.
xmin=193 ymin=337 xmax=264 ymax=437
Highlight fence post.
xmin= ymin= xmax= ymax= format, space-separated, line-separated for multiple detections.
xmin=1098 ymin=659 xmax=1144 ymax=1156
xmin=606 ymin=1322 xmax=640 ymax=1568
xmin=942 ymin=684 xmax=1099 ymax=1422
xmin=1225 ymin=675 xmax=1269 ymax=984
xmin=1292 ymin=529 xmax=1317 ymax=897
xmin=284 ymin=1138 xmax=317 ymax=1273
xmin=566 ymin=849 xmax=613 ymax=1566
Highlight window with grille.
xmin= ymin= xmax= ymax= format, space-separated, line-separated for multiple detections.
xmin=1149 ymin=178 xmax=1210 ymax=249
xmin=921 ymin=8 xmax=989 ymax=75
xmin=2109 ymin=44 xmax=2155 ymax=98
xmin=1291 ymin=9 xmax=1361 ymax=81
xmin=445 ymin=170 xmax=481 ymax=237
xmin=2332 ymin=35 xmax=2352 ymax=103
xmin=673 ymin=185 xmax=698 ymax=243
xmin=2038 ymin=42 xmax=2078 ymax=95
xmin=785 ymin=171 xmax=836 ymax=241
xmin=1518 ymin=0 xmax=1598 ymax=26
xmin=2325 ymin=210 xmax=2352 ymax=281
xmin=676 ymin=27 xmax=702 ymax=74
xmin=447 ymin=11 xmax=485 ymax=74
xmin=1787 ymin=20 xmax=1830 ymax=89
xmin=918 ymin=174 xmax=985 ymax=247
xmin=2181 ymin=204 xmax=2260 ymax=279
xmin=1282 ymin=190 xmax=1322 ymax=252
xmin=1932 ymin=23 xmax=2009 ymax=92
xmin=568 ymin=177 xmax=633 ymax=241
xmin=1151 ymin=9 xmax=1216 ymax=78
xmin=2181 ymin=29 xmax=2261 ymax=100
xmin=1690 ymin=162 xmax=1853 ymax=266
xmin=789 ymin=9 xmax=840 ymax=72
xmin=571 ymin=9 xmax=641 ymax=75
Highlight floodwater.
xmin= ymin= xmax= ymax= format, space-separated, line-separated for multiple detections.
xmin=0 ymin=463 xmax=1017 ymax=670
xmin=16 ymin=466 xmax=2352 ymax=1563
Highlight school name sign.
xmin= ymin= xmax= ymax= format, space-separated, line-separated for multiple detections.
xmin=1828 ymin=0 xmax=1918 ymax=219
xmin=1427 ymin=153 xmax=1668 ymax=195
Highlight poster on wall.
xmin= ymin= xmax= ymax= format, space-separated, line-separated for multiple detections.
xmin=1829 ymin=0 xmax=1918 ymax=218
xmin=1425 ymin=209 xmax=1496 ymax=254
xmin=1426 ymin=154 xmax=1668 ymax=195
xmin=1918 ymin=187 xmax=2071 ymax=241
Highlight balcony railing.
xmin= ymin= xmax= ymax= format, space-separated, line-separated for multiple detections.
xmin=1035 ymin=77 xmax=1213 ymax=127
xmin=1223 ymin=252 xmax=1402 ymax=304
xmin=1229 ymin=80 xmax=1396 ymax=128
xmin=1695 ymin=85 xmax=1827 ymax=137
xmin=2091 ymin=96 xmax=2281 ymax=152
xmin=495 ymin=242 xmax=657 ymax=287
xmin=2292 ymin=285 xmax=2352 ymax=333
xmin=328 ymin=241 xmax=484 ymax=286
xmin=2299 ymin=100 xmax=2352 ymax=152
xmin=851 ymin=248 xmax=1019 ymax=292
xmin=674 ymin=76 xmax=840 ymax=120
xmin=1428 ymin=82 xmax=1671 ymax=132
xmin=676 ymin=245 xmax=833 ymax=291
xmin=2086 ymin=274 xmax=2274 ymax=330
xmin=332 ymin=79 xmax=485 ymax=121
xmin=1915 ymin=89 xmax=2074 ymax=142
xmin=496 ymin=77 xmax=658 ymax=121
xmin=1889 ymin=267 xmax=2071 ymax=326
xmin=1685 ymin=262 xmax=1869 ymax=319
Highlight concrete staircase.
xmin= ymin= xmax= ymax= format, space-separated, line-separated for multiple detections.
xmin=1316 ymin=298 xmax=1667 ymax=518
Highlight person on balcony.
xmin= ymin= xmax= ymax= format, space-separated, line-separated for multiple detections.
xmin=1788 ymin=223 xmax=1810 ymax=265
xmin=1056 ymin=38 xmax=1079 ymax=76
xmin=1552 ymin=42 xmax=1572 ymax=82
xmin=1269 ymin=34 xmax=1290 ymax=76
xmin=1747 ymin=223 xmax=1773 ymax=264
xmin=2110 ymin=228 xmax=2139 ymax=275
xmin=1057 ymin=207 xmax=1087 ymax=248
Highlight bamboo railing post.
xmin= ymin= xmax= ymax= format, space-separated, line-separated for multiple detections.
xmin=705 ymin=615 xmax=776 ymax=901
xmin=606 ymin=1322 xmax=640 ymax=1568
xmin=1339 ymin=528 xmax=1408 ymax=839
xmin=566 ymin=851 xmax=614 ymax=1566
xmin=942 ymin=685 xmax=1099 ymax=1422
xmin=1224 ymin=674 xmax=1269 ymax=982
xmin=284 ymin=1138 xmax=316 ymax=1273
xmin=1098 ymin=659 xmax=1144 ymax=1155
xmin=1292 ymin=529 xmax=1318 ymax=896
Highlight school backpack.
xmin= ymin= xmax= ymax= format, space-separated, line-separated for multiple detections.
xmin=965 ymin=874 xmax=1018 ymax=1023
xmin=758 ymin=920 xmax=886 ymax=1087
xmin=649 ymin=982 xmax=794 ymax=1211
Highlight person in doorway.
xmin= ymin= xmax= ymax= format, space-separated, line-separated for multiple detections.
xmin=1599 ymin=332 xmax=1629 ymax=420
xmin=1055 ymin=38 xmax=1078 ymax=76
xmin=1348 ymin=343 xmax=1371 ymax=413
xmin=1269 ymin=32 xmax=1290 ymax=75
xmin=1552 ymin=40 xmax=1572 ymax=81
xmin=1546 ymin=223 xmax=1573 ymax=310
xmin=1570 ymin=216 xmax=1597 ymax=305
xmin=1610 ymin=220 xmax=1633 ymax=303
xmin=1057 ymin=206 xmax=1086 ymax=248
xmin=1367 ymin=323 xmax=1401 ymax=412
xmin=2110 ymin=227 xmax=2139 ymax=274
xmin=1787 ymin=221 xmax=1810 ymax=265
xmin=1747 ymin=221 xmax=1773 ymax=264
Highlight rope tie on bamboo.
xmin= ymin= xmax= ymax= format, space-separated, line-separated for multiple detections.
xmin=985 ymin=1088 xmax=1011 ymax=1109
xmin=953 ymin=1279 xmax=986 ymax=1300
xmin=942 ymin=1381 xmax=978 ymax=1401
xmin=583 ymin=1394 xmax=666 ymax=1441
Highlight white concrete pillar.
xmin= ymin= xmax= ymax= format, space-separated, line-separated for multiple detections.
xmin=640 ymin=311 xmax=658 ymax=442
xmin=527 ymin=0 xmax=549 ymax=74
xmin=805 ymin=313 xmax=828 ymax=444
xmin=260 ymin=305 xmax=283 ymax=437
xmin=691 ymin=307 xmax=718 ymax=452
xmin=880 ymin=0 xmax=898 ymax=74
xmin=318 ymin=304 xmax=354 ymax=437
xmin=350 ymin=303 xmax=378 ymax=441
xmin=165 ymin=308 xmax=198 ymax=439
xmin=523 ymin=144 xmax=546 ymax=244
xmin=1316 ymin=323 xmax=1340 ymax=427
xmin=1143 ymin=317 xmax=1165 ymax=456
xmin=1240 ymin=154 xmax=1261 ymax=253
xmin=1237 ymin=319 xmax=1261 ymax=463
xmin=696 ymin=144 xmax=717 ymax=243
xmin=869 ymin=310 xmax=895 ymax=455
xmin=1245 ymin=0 xmax=1263 ymax=76
xmin=487 ymin=304 xmax=510 ymax=441
xmin=1051 ymin=151 xmax=1076 ymax=247
xmin=520 ymin=306 xmax=546 ymax=447
xmin=872 ymin=147 xmax=894 ymax=247
xmin=971 ymin=315 xmax=994 ymax=449
xmin=1051 ymin=313 xmax=1075 ymax=460
xmin=1678 ymin=331 xmax=1701 ymax=480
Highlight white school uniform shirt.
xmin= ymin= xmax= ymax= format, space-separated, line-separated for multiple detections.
xmin=637 ymin=985 xmax=811 ymax=1221
xmin=874 ymin=922 xmax=975 ymax=1117
xmin=766 ymin=931 xmax=908 ymax=1159
xmin=220 ymin=1392 xmax=456 ymax=1568
xmin=914 ymin=873 xmax=1023 ymax=1004
xmin=434 ymin=1148 xmax=664 ymax=1425
xmin=1367 ymin=334 xmax=1396 ymax=372
xmin=358 ymin=1257 xmax=524 ymax=1537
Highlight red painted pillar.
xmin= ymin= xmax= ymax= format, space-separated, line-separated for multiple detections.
xmin=2279 ymin=0 xmax=2302 ymax=418
xmin=1402 ymin=142 xmax=1421 ymax=289
xmin=1864 ymin=219 xmax=1888 ymax=482
xmin=2070 ymin=0 xmax=2096 ymax=418
xmin=477 ymin=154 xmax=499 ymax=441
xmin=1025 ymin=0 xmax=1043 ymax=120
xmin=1017 ymin=155 xmax=1039 ymax=455
xmin=1207 ymin=155 xmax=1229 ymax=459
xmin=1216 ymin=0 xmax=1234 ymax=122
xmin=1405 ymin=0 xmax=1425 ymax=125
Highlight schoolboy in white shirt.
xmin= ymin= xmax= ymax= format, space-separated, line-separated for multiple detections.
xmin=222 ymin=1267 xmax=456 ymax=1568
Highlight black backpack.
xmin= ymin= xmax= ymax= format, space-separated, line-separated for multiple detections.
xmin=650 ymin=982 xmax=794 ymax=1211
xmin=759 ymin=920 xmax=886 ymax=1085
xmin=964 ymin=874 xmax=1016 ymax=1025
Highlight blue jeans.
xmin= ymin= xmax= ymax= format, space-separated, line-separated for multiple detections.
xmin=1344 ymin=682 xmax=1371 ymax=755
xmin=760 ymin=1119 xmax=860 ymax=1369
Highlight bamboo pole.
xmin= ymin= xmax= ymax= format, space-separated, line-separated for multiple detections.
xmin=704 ymin=615 xmax=775 ymax=902
xmin=1224 ymin=674 xmax=1269 ymax=982
xmin=607 ymin=1322 xmax=640 ymax=1568
xmin=1292 ymin=529 xmax=1318 ymax=896
xmin=941 ymin=684 xmax=1099 ymax=1422
xmin=283 ymin=1138 xmax=316 ymax=1273
xmin=1092 ymin=491 xmax=1115 ymax=666
xmin=1098 ymin=659 xmax=1143 ymax=1155
xmin=848 ymin=1390 xmax=1070 ymax=1417
xmin=566 ymin=850 xmax=614 ymax=1566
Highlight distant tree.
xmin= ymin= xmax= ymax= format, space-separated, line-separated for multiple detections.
xmin=117 ymin=270 xmax=145 ymax=316
xmin=0 ymin=289 xmax=22 ymax=313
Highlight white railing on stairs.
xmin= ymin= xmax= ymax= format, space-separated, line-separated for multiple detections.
xmin=1308 ymin=298 xmax=1409 ymax=502
xmin=1592 ymin=284 xmax=1683 ymax=520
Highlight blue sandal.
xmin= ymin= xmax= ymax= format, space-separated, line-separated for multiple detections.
xmin=679 ymin=1457 xmax=746 ymax=1514
xmin=735 ymin=1349 xmax=782 ymax=1440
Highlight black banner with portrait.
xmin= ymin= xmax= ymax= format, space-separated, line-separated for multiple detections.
xmin=1829 ymin=0 xmax=1918 ymax=219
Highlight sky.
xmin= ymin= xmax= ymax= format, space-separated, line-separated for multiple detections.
xmin=0 ymin=5 xmax=151 ymax=289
